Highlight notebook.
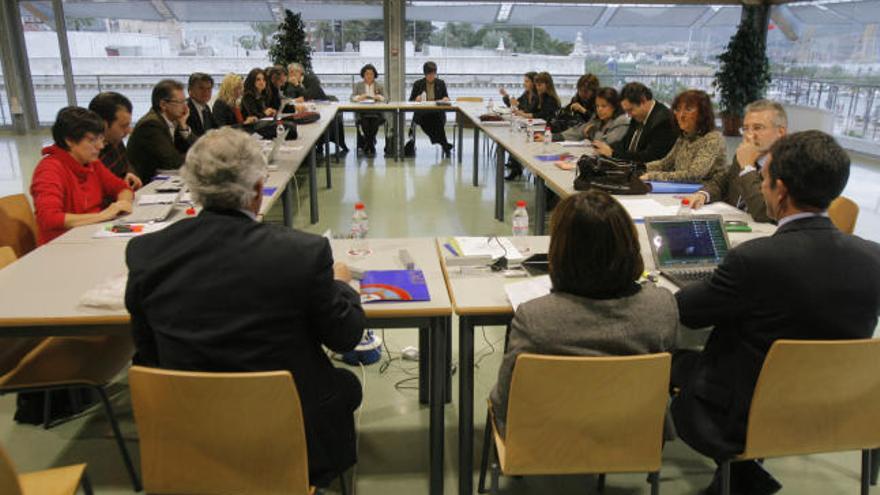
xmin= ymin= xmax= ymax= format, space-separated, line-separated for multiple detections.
xmin=644 ymin=215 xmax=731 ymax=287
xmin=360 ymin=270 xmax=431 ymax=303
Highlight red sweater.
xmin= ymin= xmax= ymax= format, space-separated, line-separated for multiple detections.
xmin=30 ymin=145 xmax=130 ymax=245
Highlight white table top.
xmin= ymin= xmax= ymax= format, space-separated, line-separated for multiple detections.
xmin=332 ymin=237 xmax=452 ymax=319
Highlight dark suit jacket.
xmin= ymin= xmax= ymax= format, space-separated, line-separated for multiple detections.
xmin=611 ymin=101 xmax=678 ymax=164
xmin=186 ymin=98 xmax=217 ymax=137
xmin=409 ymin=77 xmax=449 ymax=102
xmin=532 ymin=93 xmax=561 ymax=122
xmin=241 ymin=92 xmax=269 ymax=119
xmin=700 ymin=156 xmax=771 ymax=223
xmin=211 ymin=99 xmax=240 ymax=128
xmin=125 ymin=209 xmax=366 ymax=475
xmin=671 ymin=216 xmax=880 ymax=459
xmin=127 ymin=109 xmax=196 ymax=181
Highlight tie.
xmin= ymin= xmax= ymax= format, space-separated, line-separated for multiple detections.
xmin=628 ymin=125 xmax=643 ymax=152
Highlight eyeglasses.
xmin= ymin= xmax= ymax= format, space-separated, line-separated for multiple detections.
xmin=740 ymin=124 xmax=774 ymax=133
xmin=83 ymin=134 xmax=105 ymax=146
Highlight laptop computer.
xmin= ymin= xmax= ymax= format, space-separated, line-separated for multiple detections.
xmin=644 ymin=215 xmax=731 ymax=287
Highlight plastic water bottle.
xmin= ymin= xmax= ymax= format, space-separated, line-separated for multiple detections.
xmin=544 ymin=125 xmax=552 ymax=148
xmin=276 ymin=122 xmax=285 ymax=139
xmin=526 ymin=119 xmax=534 ymax=143
xmin=677 ymin=198 xmax=692 ymax=216
xmin=350 ymin=202 xmax=370 ymax=255
xmin=487 ymin=97 xmax=494 ymax=112
xmin=512 ymin=200 xmax=529 ymax=237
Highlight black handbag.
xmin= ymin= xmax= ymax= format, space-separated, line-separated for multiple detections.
xmin=549 ymin=107 xmax=583 ymax=134
xmin=573 ymin=155 xmax=653 ymax=195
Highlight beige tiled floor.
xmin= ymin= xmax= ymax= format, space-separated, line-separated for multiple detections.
xmin=1 ymin=128 xmax=878 ymax=494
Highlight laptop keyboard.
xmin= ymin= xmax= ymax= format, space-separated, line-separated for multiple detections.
xmin=118 ymin=203 xmax=175 ymax=224
xmin=662 ymin=268 xmax=715 ymax=287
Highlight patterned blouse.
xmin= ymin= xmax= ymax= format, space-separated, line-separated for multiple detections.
xmin=644 ymin=130 xmax=727 ymax=183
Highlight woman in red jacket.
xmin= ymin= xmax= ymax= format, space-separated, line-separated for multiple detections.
xmin=30 ymin=107 xmax=134 ymax=244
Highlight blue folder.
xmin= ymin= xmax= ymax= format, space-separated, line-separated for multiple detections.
xmin=647 ymin=181 xmax=702 ymax=194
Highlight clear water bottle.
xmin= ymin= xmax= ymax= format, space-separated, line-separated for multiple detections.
xmin=276 ymin=122 xmax=285 ymax=139
xmin=512 ymin=200 xmax=529 ymax=237
xmin=677 ymin=198 xmax=692 ymax=216
xmin=349 ymin=202 xmax=370 ymax=255
xmin=487 ymin=97 xmax=494 ymax=112
xmin=544 ymin=125 xmax=552 ymax=148
xmin=526 ymin=119 xmax=534 ymax=143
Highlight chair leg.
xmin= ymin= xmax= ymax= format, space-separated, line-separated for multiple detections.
xmin=721 ymin=461 xmax=731 ymax=495
xmin=596 ymin=473 xmax=606 ymax=493
xmin=649 ymin=471 xmax=660 ymax=495
xmin=94 ymin=386 xmax=142 ymax=492
xmin=872 ymin=448 xmax=879 ymax=486
xmin=339 ymin=472 xmax=349 ymax=495
xmin=863 ymin=450 xmax=872 ymax=495
xmin=42 ymin=390 xmax=52 ymax=429
xmin=478 ymin=410 xmax=492 ymax=493
xmin=80 ymin=471 xmax=94 ymax=495
xmin=490 ymin=461 xmax=500 ymax=495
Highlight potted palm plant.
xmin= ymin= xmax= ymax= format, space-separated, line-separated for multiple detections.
xmin=714 ymin=8 xmax=771 ymax=136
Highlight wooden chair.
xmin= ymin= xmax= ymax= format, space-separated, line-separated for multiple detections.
xmin=718 ymin=339 xmax=880 ymax=495
xmin=478 ymin=353 xmax=671 ymax=494
xmin=0 ymin=441 xmax=92 ymax=495
xmin=829 ymin=196 xmax=859 ymax=234
xmin=0 ymin=246 xmax=17 ymax=270
xmin=129 ymin=366 xmax=324 ymax=495
xmin=0 ymin=194 xmax=38 ymax=258
xmin=0 ymin=334 xmax=139 ymax=491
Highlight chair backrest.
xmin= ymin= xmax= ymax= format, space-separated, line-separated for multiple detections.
xmin=457 ymin=96 xmax=484 ymax=102
xmin=0 ymin=246 xmax=17 ymax=270
xmin=0 ymin=443 xmax=23 ymax=495
xmin=503 ymin=353 xmax=671 ymax=475
xmin=0 ymin=195 xmax=37 ymax=258
xmin=742 ymin=339 xmax=880 ymax=459
xmin=128 ymin=366 xmax=311 ymax=495
xmin=828 ymin=196 xmax=859 ymax=234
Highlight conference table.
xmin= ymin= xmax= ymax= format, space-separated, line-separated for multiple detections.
xmin=443 ymin=209 xmax=777 ymax=495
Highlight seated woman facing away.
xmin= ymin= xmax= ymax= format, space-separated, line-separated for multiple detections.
xmin=641 ymin=89 xmax=727 ymax=183
xmin=490 ymin=190 xmax=679 ymax=435
xmin=560 ymin=86 xmax=629 ymax=146
xmin=30 ymin=106 xmax=133 ymax=245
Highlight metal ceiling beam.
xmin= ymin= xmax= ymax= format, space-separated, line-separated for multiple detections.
xmin=150 ymin=0 xmax=176 ymax=21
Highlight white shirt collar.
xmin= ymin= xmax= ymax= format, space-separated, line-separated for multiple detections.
xmin=777 ymin=211 xmax=828 ymax=228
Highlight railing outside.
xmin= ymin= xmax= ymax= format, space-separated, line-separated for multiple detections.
xmin=3 ymin=72 xmax=880 ymax=152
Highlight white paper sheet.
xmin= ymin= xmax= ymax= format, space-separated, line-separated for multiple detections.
xmin=454 ymin=236 xmax=523 ymax=260
xmin=504 ymin=275 xmax=552 ymax=311
xmin=697 ymin=201 xmax=748 ymax=217
xmin=616 ymin=198 xmax=680 ymax=220
xmin=92 ymin=222 xmax=170 ymax=239
xmin=138 ymin=193 xmax=178 ymax=205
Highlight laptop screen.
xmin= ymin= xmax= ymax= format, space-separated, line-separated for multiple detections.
xmin=647 ymin=216 xmax=730 ymax=268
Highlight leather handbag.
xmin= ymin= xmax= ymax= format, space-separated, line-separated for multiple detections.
xmin=479 ymin=114 xmax=503 ymax=122
xmin=573 ymin=155 xmax=653 ymax=195
xmin=285 ymin=111 xmax=321 ymax=125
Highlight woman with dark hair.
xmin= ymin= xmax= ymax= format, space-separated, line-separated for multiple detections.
xmin=514 ymin=71 xmax=561 ymax=122
xmin=559 ymin=87 xmax=629 ymax=144
xmin=490 ymin=190 xmax=678 ymax=435
xmin=30 ymin=106 xmax=134 ymax=245
xmin=265 ymin=66 xmax=287 ymax=111
xmin=351 ymin=63 xmax=387 ymax=157
xmin=562 ymin=73 xmax=600 ymax=124
xmin=642 ymin=89 xmax=727 ymax=183
xmin=241 ymin=68 xmax=276 ymax=120
xmin=499 ymin=71 xmax=537 ymax=114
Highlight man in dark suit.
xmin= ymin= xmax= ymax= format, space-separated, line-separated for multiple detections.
xmin=688 ymin=100 xmax=788 ymax=223
xmin=671 ymin=130 xmax=880 ymax=495
xmin=127 ymin=79 xmax=197 ymax=182
xmin=593 ymin=82 xmax=677 ymax=164
xmin=409 ymin=61 xmax=454 ymax=157
xmin=185 ymin=72 xmax=217 ymax=137
xmin=125 ymin=127 xmax=366 ymax=487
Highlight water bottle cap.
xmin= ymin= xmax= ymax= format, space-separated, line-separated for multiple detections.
xmin=355 ymin=202 xmax=365 ymax=210
xmin=516 ymin=200 xmax=526 ymax=207
xmin=681 ymin=198 xmax=690 ymax=206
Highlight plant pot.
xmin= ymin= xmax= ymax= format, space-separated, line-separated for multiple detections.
xmin=721 ymin=113 xmax=742 ymax=137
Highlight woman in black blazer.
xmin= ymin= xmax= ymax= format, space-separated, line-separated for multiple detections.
xmin=514 ymin=71 xmax=561 ymax=122
xmin=408 ymin=61 xmax=453 ymax=157
xmin=213 ymin=73 xmax=258 ymax=128
xmin=499 ymin=71 xmax=538 ymax=115
xmin=241 ymin=68 xmax=276 ymax=120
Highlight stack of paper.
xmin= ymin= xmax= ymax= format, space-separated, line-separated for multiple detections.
xmin=504 ymin=275 xmax=552 ymax=311
xmin=616 ymin=198 xmax=680 ymax=220
xmin=454 ymin=236 xmax=523 ymax=260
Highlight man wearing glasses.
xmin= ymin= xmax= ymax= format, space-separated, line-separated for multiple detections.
xmin=128 ymin=79 xmax=197 ymax=183
xmin=688 ymin=100 xmax=788 ymax=222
